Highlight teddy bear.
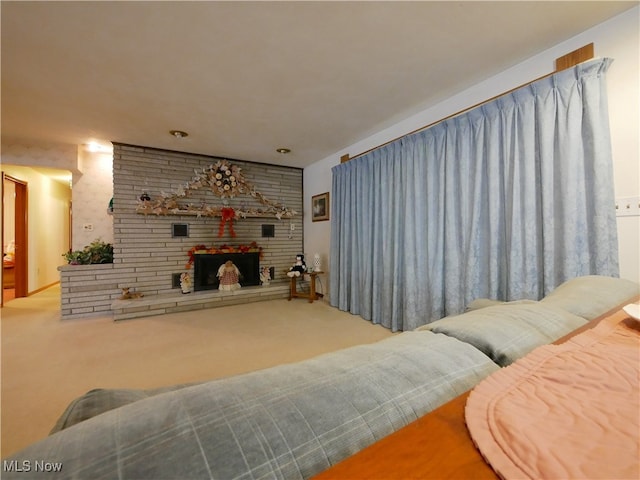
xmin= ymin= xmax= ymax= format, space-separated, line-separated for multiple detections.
xmin=287 ymin=254 xmax=307 ymax=277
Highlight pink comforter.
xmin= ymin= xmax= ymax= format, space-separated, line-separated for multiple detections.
xmin=465 ymin=309 xmax=639 ymax=479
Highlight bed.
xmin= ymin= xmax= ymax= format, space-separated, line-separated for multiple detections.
xmin=2 ymin=275 xmax=638 ymax=479
xmin=314 ymin=295 xmax=639 ymax=480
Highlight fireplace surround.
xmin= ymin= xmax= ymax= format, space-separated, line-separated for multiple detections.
xmin=194 ymin=253 xmax=260 ymax=291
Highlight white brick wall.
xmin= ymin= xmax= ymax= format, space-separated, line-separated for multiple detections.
xmin=112 ymin=144 xmax=304 ymax=297
xmin=60 ymin=144 xmax=304 ymax=319
xmin=59 ymin=264 xmax=118 ymax=318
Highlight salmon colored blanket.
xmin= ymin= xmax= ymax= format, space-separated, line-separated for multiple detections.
xmin=465 ymin=309 xmax=639 ymax=480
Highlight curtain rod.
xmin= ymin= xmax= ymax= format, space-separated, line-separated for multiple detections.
xmin=343 ymin=43 xmax=594 ymax=163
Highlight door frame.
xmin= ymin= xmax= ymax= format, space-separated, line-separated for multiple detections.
xmin=1 ymin=173 xmax=28 ymax=305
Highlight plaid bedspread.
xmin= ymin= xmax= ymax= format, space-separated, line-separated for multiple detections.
xmin=4 ymin=330 xmax=498 ymax=479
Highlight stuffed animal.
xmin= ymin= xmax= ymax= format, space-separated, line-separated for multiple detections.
xmin=287 ymin=254 xmax=307 ymax=277
xmin=119 ymin=287 xmax=144 ymax=300
xmin=260 ymin=266 xmax=271 ymax=285
xmin=218 ymin=260 xmax=241 ymax=291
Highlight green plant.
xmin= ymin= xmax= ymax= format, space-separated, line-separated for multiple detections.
xmin=63 ymin=239 xmax=114 ymax=265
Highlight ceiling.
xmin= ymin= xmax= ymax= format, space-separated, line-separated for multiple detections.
xmin=2 ymin=1 xmax=637 ymax=169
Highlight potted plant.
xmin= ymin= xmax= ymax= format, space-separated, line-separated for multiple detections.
xmin=63 ymin=239 xmax=114 ymax=265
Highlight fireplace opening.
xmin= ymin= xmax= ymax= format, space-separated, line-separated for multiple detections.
xmin=194 ymin=253 xmax=260 ymax=291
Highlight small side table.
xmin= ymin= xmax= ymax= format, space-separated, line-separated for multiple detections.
xmin=288 ymin=271 xmax=323 ymax=303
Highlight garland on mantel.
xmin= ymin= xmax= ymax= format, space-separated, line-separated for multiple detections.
xmin=185 ymin=242 xmax=264 ymax=269
xmin=136 ymin=160 xmax=297 ymax=220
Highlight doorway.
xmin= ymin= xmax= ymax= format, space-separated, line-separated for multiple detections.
xmin=2 ymin=173 xmax=28 ymax=306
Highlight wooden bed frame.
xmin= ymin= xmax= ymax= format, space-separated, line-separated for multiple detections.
xmin=312 ymin=297 xmax=638 ymax=480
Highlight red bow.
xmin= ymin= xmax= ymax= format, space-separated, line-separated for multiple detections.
xmin=219 ymin=207 xmax=236 ymax=237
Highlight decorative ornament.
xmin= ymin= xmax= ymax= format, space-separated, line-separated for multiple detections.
xmin=218 ymin=207 xmax=236 ymax=237
xmin=260 ymin=266 xmax=272 ymax=286
xmin=217 ymin=261 xmax=241 ymax=291
xmin=135 ymin=160 xmax=297 ymax=219
xmin=180 ymin=272 xmax=192 ymax=294
xmin=287 ymin=254 xmax=307 ymax=278
xmin=314 ymin=253 xmax=321 ymax=272
xmin=210 ymin=161 xmax=246 ymax=198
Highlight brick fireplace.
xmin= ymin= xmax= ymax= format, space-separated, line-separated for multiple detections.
xmin=59 ymin=143 xmax=304 ymax=319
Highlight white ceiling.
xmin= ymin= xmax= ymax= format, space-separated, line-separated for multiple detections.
xmin=2 ymin=1 xmax=636 ymax=169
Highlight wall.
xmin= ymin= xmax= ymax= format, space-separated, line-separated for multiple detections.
xmin=303 ymin=166 xmax=332 ymax=296
xmin=59 ymin=263 xmax=116 ymax=317
xmin=72 ymin=148 xmax=114 ymax=249
xmin=0 ymin=165 xmax=71 ymax=292
xmin=304 ymin=7 xmax=640 ymax=288
xmin=112 ymin=144 xmax=303 ymax=296
xmin=0 ymin=142 xmax=114 ymax=251
xmin=1 ymin=141 xmax=77 ymax=292
xmin=0 ymin=141 xmax=78 ymax=173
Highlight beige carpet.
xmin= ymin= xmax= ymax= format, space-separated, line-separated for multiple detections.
xmin=1 ymin=285 xmax=393 ymax=458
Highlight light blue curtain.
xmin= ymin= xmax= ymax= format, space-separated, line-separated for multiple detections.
xmin=330 ymin=58 xmax=619 ymax=331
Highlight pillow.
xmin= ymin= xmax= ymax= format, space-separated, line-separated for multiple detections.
xmin=466 ymin=298 xmax=537 ymax=312
xmin=417 ymin=303 xmax=586 ymax=367
xmin=540 ymin=275 xmax=639 ymax=320
xmin=50 ymin=382 xmax=198 ymax=433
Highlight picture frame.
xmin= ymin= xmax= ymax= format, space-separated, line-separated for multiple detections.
xmin=312 ymin=192 xmax=330 ymax=222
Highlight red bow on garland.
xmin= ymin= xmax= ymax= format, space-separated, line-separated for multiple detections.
xmin=218 ymin=207 xmax=236 ymax=237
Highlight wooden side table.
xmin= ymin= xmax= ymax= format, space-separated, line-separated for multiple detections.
xmin=288 ymin=271 xmax=323 ymax=303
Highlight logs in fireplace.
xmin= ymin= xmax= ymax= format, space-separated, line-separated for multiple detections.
xmin=193 ymin=252 xmax=261 ymax=291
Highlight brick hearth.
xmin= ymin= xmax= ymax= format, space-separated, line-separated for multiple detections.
xmin=112 ymin=283 xmax=291 ymax=321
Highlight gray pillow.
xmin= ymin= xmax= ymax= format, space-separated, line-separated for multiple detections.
xmin=50 ymin=383 xmax=198 ymax=433
xmin=466 ymin=298 xmax=537 ymax=311
xmin=417 ymin=303 xmax=586 ymax=366
xmin=540 ymin=275 xmax=639 ymax=320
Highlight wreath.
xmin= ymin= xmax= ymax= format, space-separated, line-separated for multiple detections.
xmin=209 ymin=161 xmax=246 ymax=198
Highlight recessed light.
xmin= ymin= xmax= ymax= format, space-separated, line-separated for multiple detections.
xmin=276 ymin=148 xmax=291 ymax=154
xmin=85 ymin=141 xmax=112 ymax=153
xmin=170 ymin=130 xmax=189 ymax=138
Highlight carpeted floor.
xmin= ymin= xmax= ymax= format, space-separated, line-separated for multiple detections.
xmin=1 ymin=285 xmax=393 ymax=458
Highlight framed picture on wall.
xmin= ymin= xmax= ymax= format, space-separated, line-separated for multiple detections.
xmin=312 ymin=192 xmax=330 ymax=222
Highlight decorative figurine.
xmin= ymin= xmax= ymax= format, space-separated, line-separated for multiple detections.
xmin=180 ymin=272 xmax=192 ymax=294
xmin=287 ymin=254 xmax=307 ymax=277
xmin=217 ymin=260 xmax=241 ymax=291
xmin=119 ymin=287 xmax=144 ymax=300
xmin=260 ymin=266 xmax=272 ymax=286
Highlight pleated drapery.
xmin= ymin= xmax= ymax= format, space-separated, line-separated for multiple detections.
xmin=330 ymin=58 xmax=619 ymax=331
